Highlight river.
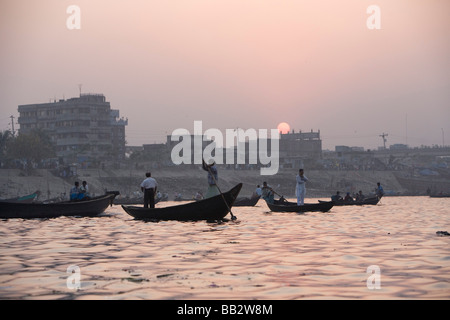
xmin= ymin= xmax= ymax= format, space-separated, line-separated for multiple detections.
xmin=0 ymin=196 xmax=449 ymax=299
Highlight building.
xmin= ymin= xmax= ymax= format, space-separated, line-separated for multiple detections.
xmin=278 ymin=129 xmax=322 ymax=168
xmin=18 ymin=93 xmax=128 ymax=165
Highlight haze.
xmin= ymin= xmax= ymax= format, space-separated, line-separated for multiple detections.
xmin=1 ymin=0 xmax=449 ymax=150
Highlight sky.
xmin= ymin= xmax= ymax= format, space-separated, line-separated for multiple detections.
xmin=1 ymin=0 xmax=449 ymax=150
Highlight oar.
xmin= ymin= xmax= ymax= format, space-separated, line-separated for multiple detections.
xmin=271 ymin=189 xmax=287 ymax=202
xmin=205 ymin=164 xmax=237 ymax=221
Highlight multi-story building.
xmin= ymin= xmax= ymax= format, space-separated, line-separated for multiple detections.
xmin=278 ymin=130 xmax=322 ymax=168
xmin=18 ymin=93 xmax=127 ymax=165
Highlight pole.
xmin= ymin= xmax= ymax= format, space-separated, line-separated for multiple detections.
xmin=205 ymin=162 xmax=237 ymax=220
xmin=10 ymin=115 xmax=15 ymax=136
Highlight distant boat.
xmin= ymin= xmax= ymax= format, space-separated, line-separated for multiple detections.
xmin=265 ymin=198 xmax=334 ymax=213
xmin=122 ymin=183 xmax=242 ymax=221
xmin=113 ymin=196 xmax=166 ymax=205
xmin=0 ymin=193 xmax=118 ymax=219
xmin=233 ymin=195 xmax=260 ymax=207
xmin=0 ymin=191 xmax=41 ymax=203
xmin=429 ymin=193 xmax=450 ymax=198
xmin=318 ymin=196 xmax=380 ymax=206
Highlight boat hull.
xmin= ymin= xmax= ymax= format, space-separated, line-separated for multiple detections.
xmin=233 ymin=196 xmax=260 ymax=207
xmin=318 ymin=196 xmax=380 ymax=206
xmin=122 ymin=183 xmax=242 ymax=221
xmin=0 ymin=194 xmax=116 ymax=219
xmin=266 ymin=200 xmax=334 ymax=213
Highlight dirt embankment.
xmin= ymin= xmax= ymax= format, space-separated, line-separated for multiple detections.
xmin=0 ymin=167 xmax=407 ymax=201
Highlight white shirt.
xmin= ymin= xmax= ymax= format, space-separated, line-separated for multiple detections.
xmin=296 ymin=174 xmax=308 ymax=187
xmin=141 ymin=177 xmax=158 ymax=189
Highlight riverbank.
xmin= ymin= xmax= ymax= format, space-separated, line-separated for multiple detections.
xmin=0 ymin=167 xmax=413 ymax=201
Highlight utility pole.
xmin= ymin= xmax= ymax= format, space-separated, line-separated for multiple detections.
xmin=379 ymin=132 xmax=388 ymax=150
xmin=10 ymin=115 xmax=16 ymax=136
xmin=442 ymin=128 xmax=445 ymax=147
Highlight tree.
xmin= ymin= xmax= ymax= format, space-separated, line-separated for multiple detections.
xmin=7 ymin=129 xmax=56 ymax=171
xmin=0 ymin=130 xmax=13 ymax=167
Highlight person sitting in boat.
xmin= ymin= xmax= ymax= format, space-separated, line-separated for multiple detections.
xmin=70 ymin=181 xmax=81 ymax=201
xmin=355 ymin=190 xmax=365 ymax=202
xmin=261 ymin=181 xmax=275 ymax=204
xmin=79 ymin=181 xmax=90 ymax=200
xmin=253 ymin=185 xmax=262 ymax=198
xmin=344 ymin=192 xmax=354 ymax=203
xmin=194 ymin=191 xmax=204 ymax=201
xmin=202 ymin=159 xmax=220 ymax=198
xmin=331 ymin=191 xmax=343 ymax=202
xmin=174 ymin=192 xmax=183 ymax=201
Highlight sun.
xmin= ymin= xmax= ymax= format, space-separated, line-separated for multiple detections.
xmin=277 ymin=122 xmax=291 ymax=134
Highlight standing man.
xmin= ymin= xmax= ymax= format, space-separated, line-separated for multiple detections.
xmin=140 ymin=172 xmax=158 ymax=208
xmin=202 ymin=159 xmax=219 ymax=198
xmin=295 ymin=169 xmax=309 ymax=206
xmin=261 ymin=181 xmax=274 ymax=204
xmin=376 ymin=182 xmax=384 ymax=198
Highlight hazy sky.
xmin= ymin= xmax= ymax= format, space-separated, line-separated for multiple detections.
xmin=1 ymin=0 xmax=449 ymax=150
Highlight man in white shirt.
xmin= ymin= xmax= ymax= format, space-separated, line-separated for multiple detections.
xmin=80 ymin=181 xmax=90 ymax=199
xmin=296 ymin=169 xmax=309 ymax=206
xmin=140 ymin=172 xmax=158 ymax=208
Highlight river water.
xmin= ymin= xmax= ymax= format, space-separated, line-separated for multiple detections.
xmin=0 ymin=196 xmax=449 ymax=300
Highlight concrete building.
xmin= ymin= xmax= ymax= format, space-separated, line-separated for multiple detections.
xmin=18 ymin=93 xmax=127 ymax=165
xmin=279 ymin=129 xmax=322 ymax=168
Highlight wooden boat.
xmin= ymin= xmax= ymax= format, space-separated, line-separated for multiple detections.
xmin=0 ymin=193 xmax=117 ymax=219
xmin=113 ymin=197 xmax=164 ymax=205
xmin=318 ymin=196 xmax=380 ymax=206
xmin=0 ymin=191 xmax=41 ymax=203
xmin=233 ymin=195 xmax=260 ymax=207
xmin=266 ymin=198 xmax=334 ymax=213
xmin=122 ymin=183 xmax=242 ymax=221
xmin=429 ymin=193 xmax=450 ymax=198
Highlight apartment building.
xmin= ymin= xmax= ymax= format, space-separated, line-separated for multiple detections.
xmin=18 ymin=93 xmax=127 ymax=165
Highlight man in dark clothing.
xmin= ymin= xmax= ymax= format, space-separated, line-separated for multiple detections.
xmin=140 ymin=172 xmax=158 ymax=208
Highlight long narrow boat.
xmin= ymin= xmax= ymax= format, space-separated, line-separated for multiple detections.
xmin=429 ymin=193 xmax=450 ymax=198
xmin=266 ymin=199 xmax=334 ymax=213
xmin=233 ymin=195 xmax=260 ymax=207
xmin=318 ymin=196 xmax=380 ymax=206
xmin=0 ymin=191 xmax=41 ymax=203
xmin=0 ymin=193 xmax=117 ymax=219
xmin=122 ymin=183 xmax=242 ymax=221
xmin=114 ymin=197 xmax=164 ymax=205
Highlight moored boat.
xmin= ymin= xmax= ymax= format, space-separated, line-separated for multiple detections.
xmin=0 ymin=193 xmax=118 ymax=219
xmin=0 ymin=191 xmax=41 ymax=203
xmin=122 ymin=183 xmax=242 ymax=221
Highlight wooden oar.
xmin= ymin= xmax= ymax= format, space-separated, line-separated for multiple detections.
xmin=205 ymin=163 xmax=237 ymax=221
xmin=271 ymin=189 xmax=287 ymax=202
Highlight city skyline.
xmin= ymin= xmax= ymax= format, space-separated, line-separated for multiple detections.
xmin=1 ymin=0 xmax=449 ymax=150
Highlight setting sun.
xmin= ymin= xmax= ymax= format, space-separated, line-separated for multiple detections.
xmin=277 ymin=122 xmax=291 ymax=134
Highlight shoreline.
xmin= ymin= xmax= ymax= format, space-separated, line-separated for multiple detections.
xmin=2 ymin=166 xmax=444 ymax=201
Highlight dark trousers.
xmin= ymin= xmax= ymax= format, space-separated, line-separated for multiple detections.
xmin=144 ymin=188 xmax=155 ymax=208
